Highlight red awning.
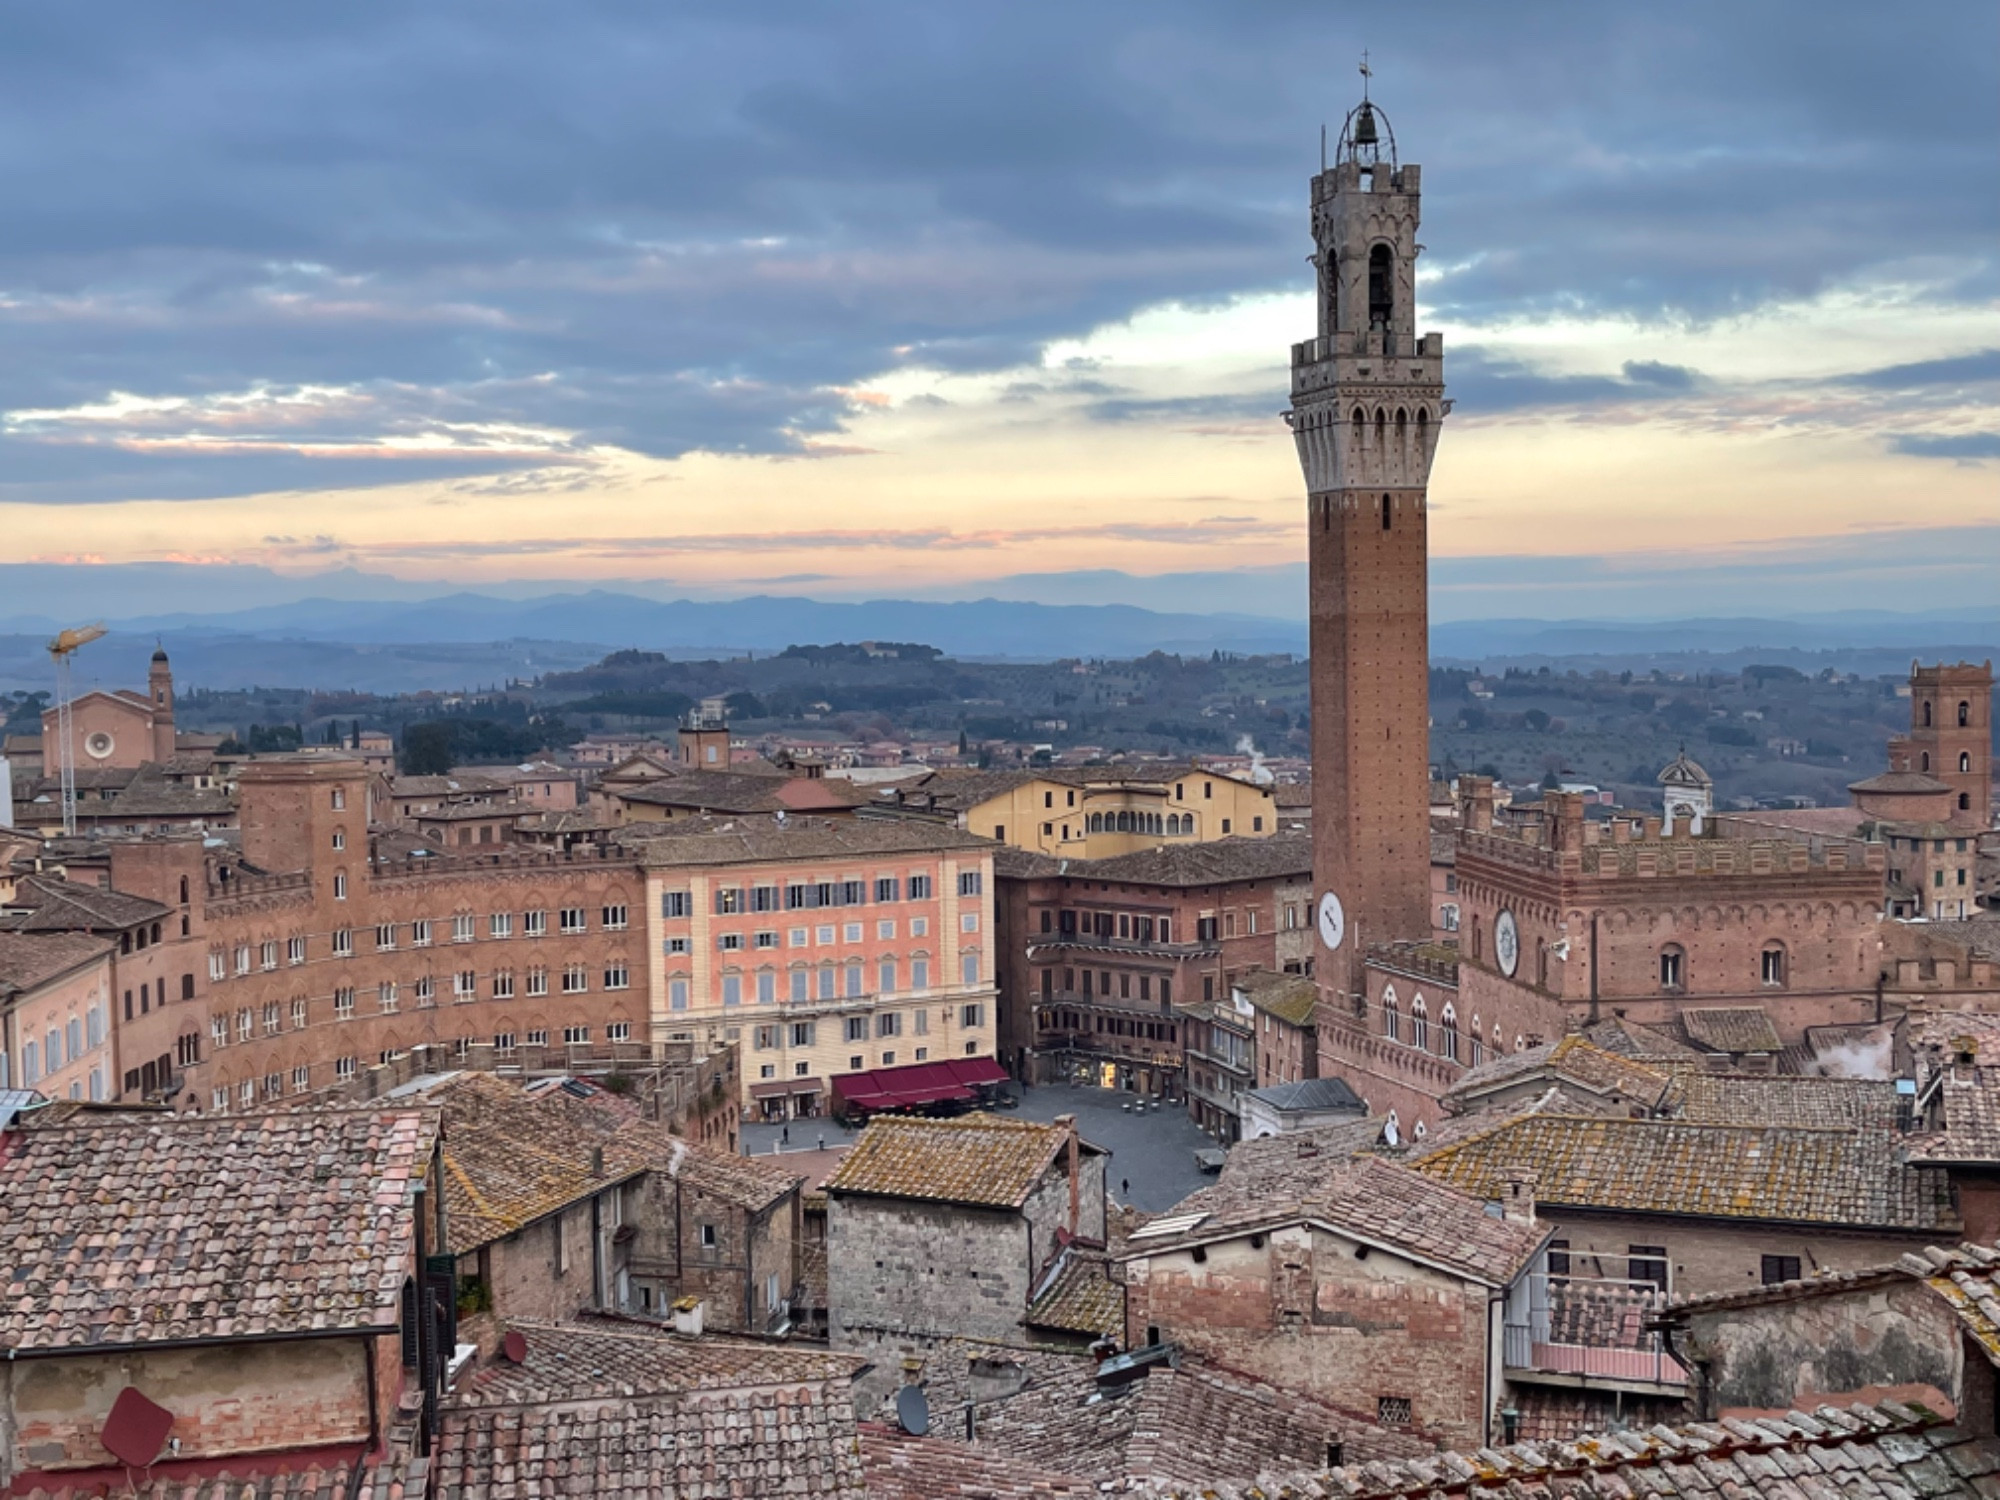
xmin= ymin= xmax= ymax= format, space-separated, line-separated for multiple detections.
xmin=832 ymin=1056 xmax=1008 ymax=1113
xmin=946 ymin=1056 xmax=1009 ymax=1087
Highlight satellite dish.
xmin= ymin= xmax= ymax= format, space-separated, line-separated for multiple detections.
xmin=895 ymin=1384 xmax=931 ymax=1437
xmin=502 ymin=1330 xmax=528 ymax=1363
xmin=102 ymin=1386 xmax=175 ymax=1468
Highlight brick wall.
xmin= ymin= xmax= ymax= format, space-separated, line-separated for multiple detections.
xmin=1124 ymin=1223 xmax=1494 ymax=1450
xmin=479 ymin=1190 xmax=620 ymax=1330
xmin=631 ymin=1171 xmax=799 ymax=1333
xmin=1536 ymin=1211 xmax=1941 ymax=1301
xmin=1682 ymin=1276 xmax=1963 ymax=1416
xmin=828 ymin=1194 xmax=1039 ymax=1409
xmin=5 ymin=1336 xmax=373 ymax=1476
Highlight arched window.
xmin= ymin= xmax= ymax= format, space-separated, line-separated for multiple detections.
xmin=1395 ymin=408 xmax=1407 ymax=449
xmin=1960 ymin=700 xmax=1972 ymax=727
xmin=1493 ymin=1022 xmax=1505 ymax=1054
xmin=1960 ymin=792 xmax=1972 ymax=811
xmin=1368 ymin=243 xmax=1394 ymax=328
xmin=1659 ymin=944 xmax=1686 ymax=991
xmin=1088 ymin=813 xmax=1101 ymax=833
xmin=1381 ymin=985 xmax=1399 ymax=1042
xmin=1961 ymin=751 xmax=1973 ymax=773
xmin=1439 ymin=1002 xmax=1460 ymax=1063
xmin=1117 ymin=811 xmax=1131 ymax=833
xmin=1381 ymin=492 xmax=1392 ymax=531
xmin=178 ymin=875 xmax=189 ymax=904
xmin=1416 ymin=407 xmax=1428 ymax=450
xmin=1353 ymin=407 xmax=1365 ymax=446
xmin=1924 ymin=701 xmax=1934 ymax=727
xmin=1760 ymin=942 xmax=1786 ymax=988
xmin=1410 ymin=996 xmax=1430 ymax=1052
xmin=1470 ymin=1013 xmax=1484 ymax=1066
xmin=1375 ymin=408 xmax=1386 ymax=449
xmin=1922 ymin=752 xmax=1931 ymax=772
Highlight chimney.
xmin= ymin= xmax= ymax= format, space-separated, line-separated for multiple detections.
xmin=671 ymin=1296 xmax=705 ymax=1337
xmin=1499 ymin=1168 xmax=1537 ymax=1225
xmin=1055 ymin=1113 xmax=1080 ymax=1235
xmin=1460 ymin=775 xmax=1495 ymax=834
xmin=1547 ymin=792 xmax=1585 ymax=851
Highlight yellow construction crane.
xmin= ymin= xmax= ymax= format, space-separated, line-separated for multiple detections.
xmin=48 ymin=623 xmax=107 ymax=837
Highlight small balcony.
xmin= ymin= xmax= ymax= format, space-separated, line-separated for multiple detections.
xmin=1503 ymin=1275 xmax=1687 ymax=1394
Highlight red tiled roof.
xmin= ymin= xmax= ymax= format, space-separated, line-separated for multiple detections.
xmin=0 ymin=1107 xmax=437 ymax=1352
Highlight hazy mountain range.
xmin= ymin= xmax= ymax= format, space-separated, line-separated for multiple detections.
xmin=1 ymin=561 xmax=1996 ymax=695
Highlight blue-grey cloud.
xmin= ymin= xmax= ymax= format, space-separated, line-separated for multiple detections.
xmin=1841 ymin=350 xmax=2000 ymax=389
xmin=0 ymin=1 xmax=1990 ymax=499
xmin=1890 ymin=432 xmax=2000 ymax=459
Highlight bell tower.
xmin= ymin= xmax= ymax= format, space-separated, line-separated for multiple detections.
xmin=1289 ymin=89 xmax=1448 ymax=1007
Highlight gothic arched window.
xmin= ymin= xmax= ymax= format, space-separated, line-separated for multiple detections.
xmin=1368 ymin=243 xmax=1394 ymax=328
xmin=1960 ymin=700 xmax=1972 ymax=727
xmin=1411 ymin=995 xmax=1430 ymax=1053
xmin=1924 ymin=701 xmax=1934 ymax=727
xmin=1962 ymin=751 xmax=1973 ymax=773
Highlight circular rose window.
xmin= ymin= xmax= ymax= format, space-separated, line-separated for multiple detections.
xmin=84 ymin=731 xmax=115 ymax=760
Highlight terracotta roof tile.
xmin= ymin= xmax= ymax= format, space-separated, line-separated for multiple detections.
xmin=0 ymin=930 xmax=114 ymax=993
xmin=1911 ymin=1066 xmax=2000 ymax=1163
xmin=1122 ymin=1152 xmax=1547 ymax=1288
xmin=433 ymin=1074 xmax=799 ymax=1252
xmin=628 ymin=813 xmax=994 ymax=866
xmin=1066 ymin=833 xmax=1312 ymax=887
xmin=1678 ymin=1005 xmax=1783 ymax=1054
xmin=17 ymin=1459 xmax=421 ymax=1500
xmin=907 ymin=1345 xmax=1427 ymax=1489
xmin=828 ymin=1115 xmax=1086 ymax=1210
xmin=437 ymin=1319 xmax=868 ymax=1498
xmin=1445 ymin=1036 xmax=1675 ymax=1113
xmin=1234 ymin=970 xmax=1319 ymax=1027
xmin=0 ymin=1107 xmax=437 ymax=1352
xmin=1673 ymin=1072 xmax=1906 ymax=1131
xmin=1129 ymin=1401 xmax=1996 ymax=1500
xmin=1413 ymin=1112 xmax=1955 ymax=1232
xmin=1025 ymin=1245 xmax=1123 ymax=1339
xmin=1579 ymin=1016 xmax=1705 ymax=1060
xmin=860 ymin=1423 xmax=1090 ymax=1498
xmin=453 ymin=1317 xmax=864 ymax=1406
xmin=3 ymin=873 xmax=171 ymax=932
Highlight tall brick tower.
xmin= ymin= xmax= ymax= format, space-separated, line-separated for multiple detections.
xmin=1289 ymin=91 xmax=1447 ymax=1006
xmin=1903 ymin=660 xmax=1994 ymax=833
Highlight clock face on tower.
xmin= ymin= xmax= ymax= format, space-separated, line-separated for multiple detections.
xmin=1495 ymin=908 xmax=1521 ymax=978
xmin=1317 ymin=891 xmax=1346 ymax=953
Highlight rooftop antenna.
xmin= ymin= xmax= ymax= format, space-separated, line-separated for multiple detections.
xmin=48 ymin=622 xmax=107 ymax=837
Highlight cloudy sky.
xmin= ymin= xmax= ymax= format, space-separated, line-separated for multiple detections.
xmin=3 ymin=2 xmax=1995 ymax=619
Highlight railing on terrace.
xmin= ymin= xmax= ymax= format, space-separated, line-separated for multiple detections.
xmin=1504 ymin=1274 xmax=1686 ymax=1389
xmin=1026 ymin=935 xmax=1217 ymax=961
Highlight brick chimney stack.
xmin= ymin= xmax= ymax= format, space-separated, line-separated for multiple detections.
xmin=1460 ymin=776 xmax=1495 ymax=834
xmin=1055 ymin=1113 xmax=1079 ymax=1234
